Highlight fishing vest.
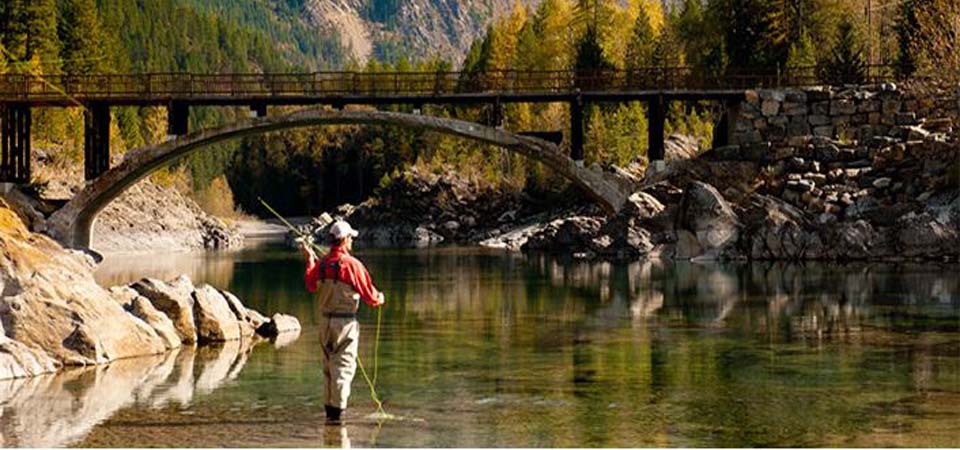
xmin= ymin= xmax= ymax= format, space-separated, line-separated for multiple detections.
xmin=316 ymin=258 xmax=360 ymax=318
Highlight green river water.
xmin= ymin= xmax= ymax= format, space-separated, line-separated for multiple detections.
xmin=2 ymin=242 xmax=959 ymax=447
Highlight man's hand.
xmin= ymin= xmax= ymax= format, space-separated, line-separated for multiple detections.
xmin=374 ymin=292 xmax=385 ymax=307
xmin=299 ymin=241 xmax=317 ymax=263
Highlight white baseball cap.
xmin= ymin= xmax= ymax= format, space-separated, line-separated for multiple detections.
xmin=328 ymin=220 xmax=359 ymax=239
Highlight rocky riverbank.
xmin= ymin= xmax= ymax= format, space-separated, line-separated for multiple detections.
xmin=294 ymin=84 xmax=959 ymax=262
xmin=290 ymin=165 xmax=585 ymax=248
xmin=0 ymin=199 xmax=299 ymax=380
xmin=30 ymin=154 xmax=243 ymax=253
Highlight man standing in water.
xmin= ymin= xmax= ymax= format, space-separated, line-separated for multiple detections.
xmin=301 ymin=220 xmax=384 ymax=423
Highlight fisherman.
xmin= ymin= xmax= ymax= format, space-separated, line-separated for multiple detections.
xmin=301 ymin=220 xmax=385 ymax=423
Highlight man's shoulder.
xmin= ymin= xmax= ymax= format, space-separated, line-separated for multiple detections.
xmin=338 ymin=253 xmax=367 ymax=270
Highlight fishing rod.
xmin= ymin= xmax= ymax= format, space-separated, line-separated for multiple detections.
xmin=257 ymin=197 xmax=388 ymax=418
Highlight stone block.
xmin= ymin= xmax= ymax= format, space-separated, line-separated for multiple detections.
xmin=787 ymin=119 xmax=810 ymax=137
xmin=811 ymin=102 xmax=830 ymax=115
xmin=804 ymin=87 xmax=832 ymax=102
xmin=881 ymin=99 xmax=900 ymax=115
xmin=759 ymin=89 xmax=786 ymax=102
xmin=781 ymin=102 xmax=808 ymax=115
xmin=867 ymin=112 xmax=881 ymax=125
xmin=895 ymin=112 xmax=919 ymax=126
xmin=785 ymin=89 xmax=807 ymax=103
xmin=813 ymin=125 xmax=834 ymax=137
xmin=831 ymin=100 xmax=857 ymax=115
xmin=761 ymin=100 xmax=780 ymax=116
xmin=808 ymin=114 xmax=831 ymax=126
xmin=858 ymin=100 xmax=880 ymax=113
xmin=832 ymin=115 xmax=851 ymax=127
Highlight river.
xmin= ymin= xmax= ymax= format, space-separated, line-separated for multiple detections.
xmin=2 ymin=242 xmax=958 ymax=447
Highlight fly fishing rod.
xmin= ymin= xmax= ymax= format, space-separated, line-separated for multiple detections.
xmin=258 ymin=197 xmax=388 ymax=417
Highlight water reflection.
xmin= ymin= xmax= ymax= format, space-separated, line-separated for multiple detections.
xmin=0 ymin=338 xmax=259 ymax=447
xmin=82 ymin=247 xmax=960 ymax=447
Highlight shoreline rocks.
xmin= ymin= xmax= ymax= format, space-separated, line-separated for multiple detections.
xmin=0 ymin=200 xmax=298 ymax=380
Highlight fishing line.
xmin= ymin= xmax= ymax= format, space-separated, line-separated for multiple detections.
xmin=258 ymin=197 xmax=391 ymax=420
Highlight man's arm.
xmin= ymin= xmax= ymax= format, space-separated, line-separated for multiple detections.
xmin=302 ymin=242 xmax=320 ymax=293
xmin=344 ymin=257 xmax=384 ymax=307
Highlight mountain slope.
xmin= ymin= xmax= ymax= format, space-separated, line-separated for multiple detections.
xmin=303 ymin=0 xmax=539 ymax=64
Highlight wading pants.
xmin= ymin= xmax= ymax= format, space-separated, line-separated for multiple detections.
xmin=319 ymin=316 xmax=359 ymax=409
xmin=316 ymin=278 xmax=362 ymax=410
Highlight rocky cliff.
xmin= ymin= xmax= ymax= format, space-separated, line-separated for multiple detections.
xmin=304 ymin=0 xmax=536 ymax=63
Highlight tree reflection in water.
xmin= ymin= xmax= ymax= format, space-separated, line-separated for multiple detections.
xmin=78 ymin=247 xmax=959 ymax=447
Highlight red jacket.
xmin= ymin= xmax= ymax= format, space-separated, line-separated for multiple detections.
xmin=304 ymin=245 xmax=383 ymax=307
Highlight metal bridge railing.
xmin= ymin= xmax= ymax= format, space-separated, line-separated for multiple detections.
xmin=0 ymin=66 xmax=906 ymax=102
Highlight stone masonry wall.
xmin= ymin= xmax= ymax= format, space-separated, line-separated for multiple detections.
xmin=732 ymin=83 xmax=960 ymax=146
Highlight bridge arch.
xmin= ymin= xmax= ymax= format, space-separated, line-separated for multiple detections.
xmin=47 ymin=107 xmax=635 ymax=249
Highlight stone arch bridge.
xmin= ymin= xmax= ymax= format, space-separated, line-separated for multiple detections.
xmin=46 ymin=107 xmax=637 ymax=248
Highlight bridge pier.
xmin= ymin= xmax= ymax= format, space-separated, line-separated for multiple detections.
xmin=569 ymin=96 xmax=584 ymax=161
xmin=168 ymin=101 xmax=189 ymax=136
xmin=713 ymin=99 xmax=741 ymax=147
xmin=250 ymin=103 xmax=268 ymax=118
xmin=84 ymin=102 xmax=111 ymax=180
xmin=0 ymin=103 xmax=31 ymax=183
xmin=647 ymin=95 xmax=665 ymax=161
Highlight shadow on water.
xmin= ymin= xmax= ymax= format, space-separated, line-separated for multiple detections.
xmin=51 ymin=247 xmax=960 ymax=447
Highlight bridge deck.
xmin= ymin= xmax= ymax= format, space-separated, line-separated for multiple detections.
xmin=0 ymin=67 xmax=897 ymax=106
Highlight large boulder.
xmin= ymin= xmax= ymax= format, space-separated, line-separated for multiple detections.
xmin=522 ymin=216 xmax=604 ymax=253
xmin=110 ymin=285 xmax=182 ymax=350
xmin=741 ymin=195 xmax=824 ymax=260
xmin=129 ymin=296 xmax=182 ymax=350
xmin=678 ymin=182 xmax=741 ymax=259
xmin=895 ymin=194 xmax=960 ymax=258
xmin=131 ymin=276 xmax=197 ymax=344
xmin=0 ymin=323 xmax=59 ymax=379
xmin=219 ymin=290 xmax=259 ymax=338
xmin=192 ymin=285 xmax=241 ymax=343
xmin=0 ymin=206 xmax=168 ymax=367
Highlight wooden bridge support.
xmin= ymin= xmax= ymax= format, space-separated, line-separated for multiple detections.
xmin=84 ymin=102 xmax=111 ymax=180
xmin=0 ymin=104 xmax=31 ymax=183
xmin=569 ymin=97 xmax=584 ymax=161
xmin=250 ymin=103 xmax=267 ymax=118
xmin=713 ymin=99 xmax=741 ymax=148
xmin=647 ymin=95 xmax=666 ymax=161
xmin=168 ymin=101 xmax=189 ymax=136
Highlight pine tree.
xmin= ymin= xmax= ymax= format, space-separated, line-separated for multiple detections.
xmin=60 ymin=0 xmax=106 ymax=75
xmin=819 ymin=18 xmax=866 ymax=85
xmin=24 ymin=0 xmax=60 ymax=74
xmin=625 ymin=1 xmax=657 ymax=72
xmin=675 ymin=0 xmax=707 ymax=69
xmin=785 ymin=31 xmax=816 ymax=81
